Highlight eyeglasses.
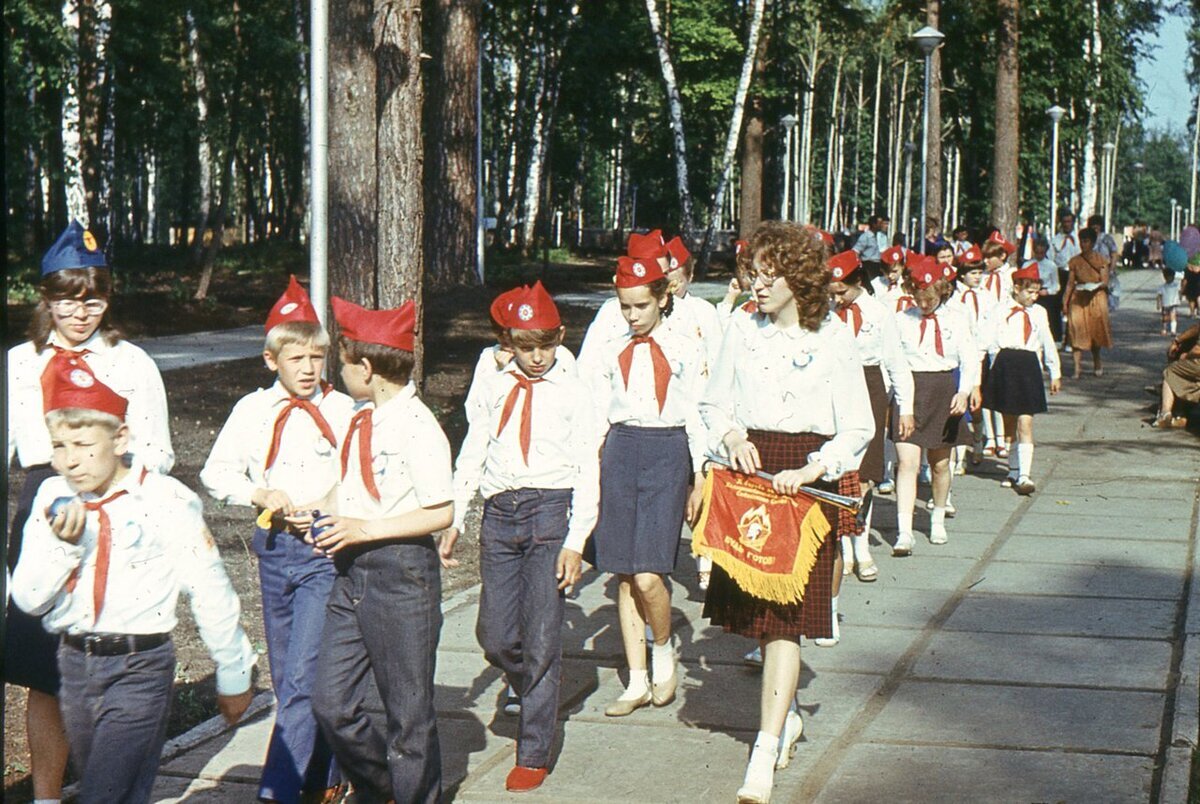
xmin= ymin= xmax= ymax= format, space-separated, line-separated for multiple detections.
xmin=49 ymin=298 xmax=108 ymax=317
xmin=747 ymin=270 xmax=782 ymax=286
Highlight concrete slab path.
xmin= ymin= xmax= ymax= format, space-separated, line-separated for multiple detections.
xmin=149 ymin=268 xmax=1199 ymax=802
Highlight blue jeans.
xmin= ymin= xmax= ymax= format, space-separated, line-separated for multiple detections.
xmin=312 ymin=538 xmax=442 ymax=804
xmin=476 ymin=488 xmax=571 ymax=768
xmin=253 ymin=526 xmax=339 ymax=802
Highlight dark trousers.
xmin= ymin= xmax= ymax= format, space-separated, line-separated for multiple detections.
xmin=57 ymin=638 xmax=175 ymax=804
xmin=476 ymin=489 xmax=571 ymax=768
xmin=1037 ymin=293 xmax=1063 ymax=342
xmin=254 ymin=526 xmax=339 ymax=802
xmin=5 ymin=465 xmax=62 ymax=693
xmin=312 ymin=539 xmax=442 ymax=804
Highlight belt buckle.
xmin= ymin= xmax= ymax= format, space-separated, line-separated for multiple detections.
xmin=82 ymin=634 xmax=104 ymax=656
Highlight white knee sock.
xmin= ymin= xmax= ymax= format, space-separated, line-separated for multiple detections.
xmin=651 ymin=638 xmax=675 ymax=682
xmin=624 ymin=668 xmax=650 ymax=698
xmin=1017 ymin=443 xmax=1034 ymax=479
xmin=931 ymin=507 xmax=947 ymax=529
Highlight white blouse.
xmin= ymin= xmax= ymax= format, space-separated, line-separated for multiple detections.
xmin=894 ymin=303 xmax=981 ymax=391
xmin=978 ymin=301 xmax=1062 ymax=381
xmin=700 ymin=312 xmax=874 ymax=481
xmin=836 ymin=292 xmax=915 ymax=416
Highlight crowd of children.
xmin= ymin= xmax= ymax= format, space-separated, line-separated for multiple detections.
xmin=6 ymin=217 xmax=1067 ymax=804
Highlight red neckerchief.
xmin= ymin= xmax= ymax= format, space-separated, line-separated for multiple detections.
xmin=83 ymin=489 xmax=130 ymax=620
xmin=264 ymin=382 xmax=338 ymax=471
xmin=896 ymin=295 xmax=915 ymax=313
xmin=617 ymin=336 xmax=671 ymax=414
xmin=985 ymin=271 xmax=1003 ymax=300
xmin=341 ymin=409 xmax=381 ymax=501
xmin=496 ymin=373 xmax=545 ymax=465
xmin=1007 ymin=305 xmax=1033 ymax=343
xmin=920 ymin=313 xmax=945 ymax=356
xmin=962 ymin=288 xmax=980 ymax=319
xmin=837 ymin=302 xmax=863 ymax=336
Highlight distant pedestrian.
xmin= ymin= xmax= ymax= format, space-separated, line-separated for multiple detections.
xmin=1064 ymin=228 xmax=1113 ymax=377
xmin=852 ymin=214 xmax=890 ymax=285
xmin=1157 ymin=268 xmax=1182 ymax=336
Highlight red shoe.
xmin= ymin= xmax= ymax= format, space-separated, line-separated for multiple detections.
xmin=506 ymin=765 xmax=549 ymax=792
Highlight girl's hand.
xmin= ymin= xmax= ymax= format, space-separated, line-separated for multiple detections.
xmin=48 ymin=502 xmax=86 ymax=545
xmin=896 ymin=414 xmax=917 ymax=441
xmin=1050 ymin=378 xmax=1062 ymax=395
xmin=724 ymin=433 xmax=761 ymax=475
xmin=685 ymin=473 xmax=706 ymax=526
xmin=438 ymin=528 xmax=460 ymax=569
xmin=968 ymin=387 xmax=983 ymax=413
xmin=308 ymin=515 xmax=370 ymax=554
xmin=723 ymin=277 xmax=742 ymax=304
xmin=949 ymin=392 xmax=970 ymax=416
xmin=772 ymin=463 xmax=825 ymax=495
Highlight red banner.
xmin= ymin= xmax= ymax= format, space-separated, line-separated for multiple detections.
xmin=693 ymin=468 xmax=831 ymax=604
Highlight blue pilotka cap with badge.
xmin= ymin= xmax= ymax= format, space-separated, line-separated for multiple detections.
xmin=41 ymin=219 xmax=108 ymax=275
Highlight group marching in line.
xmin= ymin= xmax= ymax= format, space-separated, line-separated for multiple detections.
xmin=5 ymin=214 xmax=1072 ymax=804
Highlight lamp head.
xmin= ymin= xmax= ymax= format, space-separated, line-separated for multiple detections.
xmin=1046 ymin=104 xmax=1066 ymax=123
xmin=911 ymin=26 xmax=945 ymax=56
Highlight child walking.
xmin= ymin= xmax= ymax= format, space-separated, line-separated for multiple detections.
xmin=309 ymin=297 xmax=455 ymax=804
xmin=579 ymin=255 xmax=707 ymax=718
xmin=12 ymin=363 xmax=255 ymax=804
xmin=449 ymin=282 xmax=598 ymax=792
xmin=1157 ymin=268 xmax=1182 ymax=336
xmin=978 ymin=263 xmax=1062 ymax=494
xmin=200 ymin=277 xmax=355 ymax=803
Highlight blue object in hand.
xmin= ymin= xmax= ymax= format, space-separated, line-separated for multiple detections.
xmin=310 ymin=510 xmax=330 ymax=540
xmin=47 ymin=496 xmax=76 ymax=520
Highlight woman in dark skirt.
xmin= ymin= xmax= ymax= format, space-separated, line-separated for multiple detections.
xmin=891 ymin=256 xmax=981 ymax=556
xmin=581 ymin=251 xmax=707 ymax=719
xmin=701 ymin=223 xmax=873 ymax=803
xmin=828 ymin=249 xmax=915 ymax=586
xmin=978 ymin=262 xmax=1062 ymax=495
xmin=6 ymin=221 xmax=174 ymax=803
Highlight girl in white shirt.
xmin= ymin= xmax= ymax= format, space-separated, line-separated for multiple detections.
xmin=701 ymin=223 xmax=873 ymax=802
xmin=978 ymin=237 xmax=1016 ymax=461
xmin=892 ymin=258 xmax=980 ymax=555
xmin=580 ymin=255 xmax=707 ymax=720
xmin=978 ymin=263 xmax=1062 ymax=494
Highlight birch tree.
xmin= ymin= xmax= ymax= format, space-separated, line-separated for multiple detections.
xmin=645 ymin=0 xmax=695 ymax=240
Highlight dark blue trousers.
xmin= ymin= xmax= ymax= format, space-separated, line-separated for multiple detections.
xmin=476 ymin=488 xmax=570 ymax=768
xmin=312 ymin=539 xmax=442 ymax=804
xmin=57 ymin=638 xmax=175 ymax=804
xmin=253 ymin=526 xmax=339 ymax=802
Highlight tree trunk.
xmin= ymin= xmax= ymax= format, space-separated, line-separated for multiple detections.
xmin=925 ymin=0 xmax=943 ymax=226
xmin=1080 ymin=0 xmax=1101 ymax=219
xmin=77 ymin=0 xmax=112 ymax=239
xmin=822 ymin=55 xmax=843 ymax=230
xmin=62 ymin=1 xmax=86 ymax=224
xmin=185 ymin=10 xmax=213 ymax=265
xmin=423 ymin=0 xmax=480 ymax=289
xmin=992 ymin=0 xmax=1020 ymax=239
xmin=519 ymin=15 xmax=549 ymax=251
xmin=869 ymin=56 xmax=882 ymax=215
xmin=738 ymin=13 xmax=770 ymax=239
xmin=698 ymin=0 xmax=764 ymax=269
xmin=645 ymin=0 xmax=695 ymax=240
xmin=293 ymin=0 xmax=310 ymax=243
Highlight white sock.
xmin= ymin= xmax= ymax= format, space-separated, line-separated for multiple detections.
xmin=931 ymin=507 xmax=947 ymax=529
xmin=852 ymin=532 xmax=871 ymax=562
xmin=755 ymin=729 xmax=780 ymax=749
xmin=651 ymin=638 xmax=675 ymax=682
xmin=1172 ymin=319 xmax=1178 ymax=334
xmin=1017 ymin=443 xmax=1034 ymax=479
xmin=898 ymin=505 xmax=914 ymax=536
xmin=34 ymin=800 xmax=62 ymax=804
xmin=623 ymin=669 xmax=649 ymax=698
xmin=840 ymin=534 xmax=852 ymax=562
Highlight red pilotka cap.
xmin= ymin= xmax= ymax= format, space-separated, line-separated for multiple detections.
xmin=42 ymin=358 xmax=128 ymax=420
xmin=1012 ymin=262 xmax=1041 ymax=282
xmin=942 ymin=262 xmax=958 ymax=282
xmin=627 ymin=230 xmax=668 ymax=260
xmin=881 ymin=246 xmax=906 ymax=266
xmin=988 ymin=230 xmax=1017 ymax=255
xmin=909 ymin=257 xmax=942 ymax=290
xmin=665 ymin=236 xmax=691 ymax=269
xmin=828 ymin=250 xmax=862 ymax=281
xmin=615 ymin=255 xmax=667 ymax=288
xmin=958 ymin=244 xmax=984 ymax=265
xmin=332 ymin=296 xmax=416 ymax=352
xmin=490 ymin=287 xmax=521 ymax=328
xmin=265 ymin=276 xmax=320 ymax=333
xmin=501 ymin=281 xmax=561 ymax=329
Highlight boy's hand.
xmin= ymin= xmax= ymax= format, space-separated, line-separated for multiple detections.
xmin=283 ymin=509 xmax=315 ymax=532
xmin=438 ymin=528 xmax=460 ymax=569
xmin=48 ymin=502 xmax=86 ymax=545
xmin=556 ymin=548 xmax=583 ymax=591
xmin=308 ymin=516 xmax=370 ymax=554
xmin=685 ymin=473 xmax=705 ymax=526
xmin=251 ymin=488 xmax=294 ymax=516
xmin=493 ymin=347 xmax=514 ymax=369
xmin=217 ymin=689 xmax=254 ymax=726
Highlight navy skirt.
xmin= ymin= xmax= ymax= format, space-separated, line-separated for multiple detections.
xmin=5 ymin=465 xmax=62 ymax=694
xmin=983 ymin=348 xmax=1047 ymax=415
xmin=591 ymin=424 xmax=691 ymax=575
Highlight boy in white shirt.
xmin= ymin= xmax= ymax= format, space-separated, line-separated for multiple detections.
xmin=1157 ymin=268 xmax=1182 ymax=335
xmin=200 ymin=276 xmax=355 ymax=803
xmin=13 ymin=362 xmax=256 ymax=804
xmin=448 ymin=282 xmax=598 ymax=793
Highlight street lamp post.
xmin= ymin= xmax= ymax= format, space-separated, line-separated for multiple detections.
xmin=1133 ymin=162 xmax=1144 ymax=221
xmin=1047 ymin=105 xmax=1066 ymax=227
xmin=1171 ymin=198 xmax=1179 ymax=240
xmin=1102 ymin=141 xmax=1116 ymax=228
xmin=780 ymin=114 xmax=798 ymax=221
xmin=912 ymin=26 xmax=945 ymax=254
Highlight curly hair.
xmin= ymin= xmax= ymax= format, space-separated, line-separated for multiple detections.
xmin=747 ymin=221 xmax=829 ymax=331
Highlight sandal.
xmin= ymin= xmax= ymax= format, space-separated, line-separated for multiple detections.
xmin=995 ymin=446 xmax=1010 ymax=460
xmin=855 ymin=559 xmax=879 ymax=582
xmin=1170 ymin=416 xmax=1189 ymax=429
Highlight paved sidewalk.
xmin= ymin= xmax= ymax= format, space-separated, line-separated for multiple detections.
xmin=149 ymin=269 xmax=1199 ymax=802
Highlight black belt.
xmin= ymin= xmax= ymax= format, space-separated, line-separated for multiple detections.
xmin=62 ymin=632 xmax=171 ymax=657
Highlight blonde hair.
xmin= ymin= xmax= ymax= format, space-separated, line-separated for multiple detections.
xmin=505 ymin=327 xmax=564 ymax=350
xmin=265 ymin=321 xmax=330 ymax=356
xmin=45 ymin=408 xmax=124 ymax=434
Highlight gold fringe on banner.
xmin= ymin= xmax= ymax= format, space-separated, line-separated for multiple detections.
xmin=691 ymin=469 xmax=832 ymax=605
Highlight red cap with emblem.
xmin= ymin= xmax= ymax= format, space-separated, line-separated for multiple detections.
xmin=42 ymin=358 xmax=128 ymax=420
xmin=988 ymin=230 xmax=1017 ymax=255
xmin=616 ymin=255 xmax=667 ymax=288
xmin=905 ymin=248 xmax=924 ymax=268
xmin=942 ymin=262 xmax=958 ymax=282
xmin=813 ymin=228 xmax=835 ymax=246
xmin=1013 ymin=261 xmax=1041 ymax=282
xmin=489 ymin=287 xmax=521 ymax=328
xmin=332 ymin=296 xmax=416 ymax=352
xmin=505 ymin=280 xmax=561 ymax=329
xmin=881 ymin=246 xmax=906 ymax=266
xmin=958 ymin=244 xmax=984 ymax=265
xmin=909 ymin=256 xmax=942 ymax=289
xmin=828 ymin=249 xmax=862 ymax=281
xmin=627 ymin=230 xmax=668 ymax=260
xmin=265 ymin=276 xmax=320 ymax=333
xmin=665 ymin=236 xmax=691 ymax=269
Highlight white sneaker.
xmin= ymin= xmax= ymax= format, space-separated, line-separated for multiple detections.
xmin=775 ymin=710 xmax=804 ymax=769
xmin=743 ymin=645 xmax=764 ymax=668
xmin=1014 ymin=476 xmax=1037 ymax=496
xmin=892 ymin=532 xmax=915 ymax=557
xmin=877 ymin=479 xmax=895 ymax=495
xmin=929 ymin=522 xmax=948 ymax=545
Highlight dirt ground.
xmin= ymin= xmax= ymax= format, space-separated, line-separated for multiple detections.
xmin=2 ymin=251 xmax=649 ymax=799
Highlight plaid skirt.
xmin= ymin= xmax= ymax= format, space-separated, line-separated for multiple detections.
xmin=702 ymin=430 xmax=862 ymax=640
